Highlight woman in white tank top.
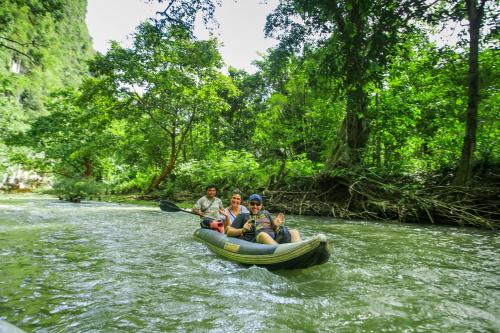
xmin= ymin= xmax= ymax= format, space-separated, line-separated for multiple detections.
xmin=219 ymin=190 xmax=249 ymax=231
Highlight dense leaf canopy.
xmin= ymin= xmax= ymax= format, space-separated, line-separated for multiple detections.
xmin=1 ymin=1 xmax=498 ymax=225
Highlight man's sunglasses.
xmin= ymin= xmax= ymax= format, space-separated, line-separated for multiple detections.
xmin=249 ymin=201 xmax=261 ymax=206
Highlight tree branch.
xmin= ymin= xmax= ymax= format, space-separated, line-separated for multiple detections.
xmin=330 ymin=0 xmax=346 ymax=35
xmin=0 ymin=42 xmax=34 ymax=62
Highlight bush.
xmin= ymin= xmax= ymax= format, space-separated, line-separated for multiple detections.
xmin=110 ymin=170 xmax=154 ymax=194
xmin=51 ymin=177 xmax=107 ymax=202
xmin=173 ymin=150 xmax=267 ymax=195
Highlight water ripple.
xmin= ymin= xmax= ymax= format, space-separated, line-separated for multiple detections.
xmin=0 ymin=196 xmax=499 ymax=332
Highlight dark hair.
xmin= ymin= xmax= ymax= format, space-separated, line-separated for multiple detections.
xmin=206 ymin=184 xmax=217 ymax=191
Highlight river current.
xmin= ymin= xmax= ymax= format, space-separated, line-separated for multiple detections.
xmin=0 ymin=195 xmax=499 ymax=332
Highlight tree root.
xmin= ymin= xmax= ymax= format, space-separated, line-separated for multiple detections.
xmin=263 ymin=172 xmax=500 ymax=229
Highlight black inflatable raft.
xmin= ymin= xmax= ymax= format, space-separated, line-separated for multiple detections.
xmin=193 ymin=228 xmax=331 ymax=270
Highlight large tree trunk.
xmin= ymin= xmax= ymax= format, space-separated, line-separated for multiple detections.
xmin=327 ymin=55 xmax=369 ymax=168
xmin=327 ymin=2 xmax=369 ymax=168
xmin=453 ymin=0 xmax=484 ymax=186
xmin=327 ymin=87 xmax=369 ymax=167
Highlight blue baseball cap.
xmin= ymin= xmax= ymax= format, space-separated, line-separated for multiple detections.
xmin=248 ymin=194 xmax=263 ymax=203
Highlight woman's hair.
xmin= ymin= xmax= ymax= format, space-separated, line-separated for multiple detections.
xmin=231 ymin=189 xmax=243 ymax=197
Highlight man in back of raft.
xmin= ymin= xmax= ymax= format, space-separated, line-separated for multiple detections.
xmin=192 ymin=184 xmax=224 ymax=231
xmin=226 ymin=194 xmax=302 ymax=244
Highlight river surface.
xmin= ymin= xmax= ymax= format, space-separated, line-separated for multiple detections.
xmin=0 ymin=195 xmax=499 ymax=332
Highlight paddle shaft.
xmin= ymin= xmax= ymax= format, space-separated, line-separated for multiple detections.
xmin=159 ymin=200 xmax=217 ymax=220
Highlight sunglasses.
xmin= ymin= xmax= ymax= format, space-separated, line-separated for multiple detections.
xmin=249 ymin=201 xmax=261 ymax=206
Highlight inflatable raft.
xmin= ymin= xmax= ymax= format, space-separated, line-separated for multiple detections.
xmin=0 ymin=319 xmax=26 ymax=333
xmin=193 ymin=228 xmax=330 ymax=270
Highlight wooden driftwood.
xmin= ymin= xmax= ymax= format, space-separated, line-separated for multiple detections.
xmin=262 ymin=173 xmax=500 ymax=229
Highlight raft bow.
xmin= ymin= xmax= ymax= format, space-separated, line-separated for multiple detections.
xmin=193 ymin=228 xmax=331 ymax=270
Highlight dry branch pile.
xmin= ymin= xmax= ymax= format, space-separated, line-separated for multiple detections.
xmin=263 ymin=172 xmax=500 ymax=229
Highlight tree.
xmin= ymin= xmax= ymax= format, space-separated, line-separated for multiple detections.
xmin=6 ymin=89 xmax=114 ymax=179
xmin=0 ymin=0 xmax=93 ymax=187
xmin=84 ymin=23 xmax=235 ymax=193
xmin=153 ymin=0 xmax=220 ymax=30
xmin=452 ymin=0 xmax=495 ymax=185
xmin=250 ymin=50 xmax=342 ymax=186
xmin=264 ymin=0 xmax=434 ymax=167
xmin=0 ymin=0 xmax=65 ymax=60
xmin=365 ymin=38 xmax=469 ymax=174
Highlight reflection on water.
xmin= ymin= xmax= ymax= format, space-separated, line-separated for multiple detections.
xmin=1 ymin=195 xmax=499 ymax=332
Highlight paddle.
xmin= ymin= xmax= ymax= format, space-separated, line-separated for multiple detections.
xmin=159 ymin=200 xmax=216 ymax=220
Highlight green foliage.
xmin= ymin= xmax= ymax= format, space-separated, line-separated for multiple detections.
xmin=1 ymin=0 xmax=498 ymax=214
xmin=253 ymin=53 xmax=343 ymax=163
xmin=264 ymin=0 xmax=435 ymax=165
xmin=0 ymin=0 xmax=93 ymax=184
xmin=170 ymin=150 xmax=324 ymax=197
xmin=206 ymin=67 xmax=266 ymax=153
xmin=364 ymin=40 xmax=499 ymax=176
xmin=82 ymin=22 xmax=235 ymax=192
xmin=109 ymin=169 xmax=158 ymax=194
xmin=6 ymin=88 xmax=116 ymax=180
xmin=50 ymin=176 xmax=107 ymax=202
xmin=173 ymin=151 xmax=266 ymax=194
xmin=284 ymin=154 xmax=324 ymax=181
xmin=475 ymin=48 xmax=500 ymax=164
xmin=0 ymin=0 xmax=93 ymax=117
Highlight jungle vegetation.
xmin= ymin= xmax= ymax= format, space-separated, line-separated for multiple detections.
xmin=1 ymin=0 xmax=498 ymax=228
xmin=0 ymin=0 xmax=93 ymax=183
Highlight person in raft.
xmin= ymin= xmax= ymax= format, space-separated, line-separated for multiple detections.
xmin=218 ymin=189 xmax=249 ymax=231
xmin=226 ymin=194 xmax=302 ymax=244
xmin=192 ymin=184 xmax=224 ymax=231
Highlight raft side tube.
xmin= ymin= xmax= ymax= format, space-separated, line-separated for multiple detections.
xmin=194 ymin=228 xmax=277 ymax=255
xmin=193 ymin=229 xmax=331 ymax=269
xmin=0 ymin=320 xmax=26 ymax=333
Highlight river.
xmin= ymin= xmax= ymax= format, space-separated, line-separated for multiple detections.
xmin=0 ymin=195 xmax=499 ymax=332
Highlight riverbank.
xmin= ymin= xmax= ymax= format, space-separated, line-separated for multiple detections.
xmin=263 ymin=171 xmax=500 ymax=230
xmin=157 ymin=171 xmax=499 ymax=230
xmin=4 ymin=167 xmax=498 ymax=230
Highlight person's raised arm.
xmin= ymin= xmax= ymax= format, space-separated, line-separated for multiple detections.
xmin=272 ymin=212 xmax=285 ymax=232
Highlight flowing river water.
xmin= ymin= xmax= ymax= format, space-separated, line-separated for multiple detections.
xmin=0 ymin=195 xmax=499 ymax=332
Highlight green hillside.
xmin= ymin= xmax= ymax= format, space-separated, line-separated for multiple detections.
xmin=0 ymin=0 xmax=93 ymax=133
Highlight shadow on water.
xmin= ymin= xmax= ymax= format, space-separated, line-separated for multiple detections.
xmin=0 ymin=195 xmax=499 ymax=332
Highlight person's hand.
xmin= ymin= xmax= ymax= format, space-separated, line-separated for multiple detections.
xmin=242 ymin=221 xmax=253 ymax=231
xmin=274 ymin=213 xmax=285 ymax=227
xmin=219 ymin=208 xmax=228 ymax=217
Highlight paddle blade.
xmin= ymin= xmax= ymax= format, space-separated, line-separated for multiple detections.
xmin=159 ymin=200 xmax=182 ymax=212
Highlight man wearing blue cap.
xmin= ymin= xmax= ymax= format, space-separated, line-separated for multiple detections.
xmin=226 ymin=193 xmax=301 ymax=244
